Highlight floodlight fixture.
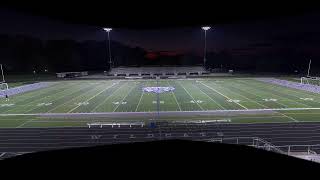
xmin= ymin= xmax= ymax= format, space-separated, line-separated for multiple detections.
xmin=103 ymin=28 xmax=112 ymax=32
xmin=103 ymin=28 xmax=113 ymax=70
xmin=202 ymin=26 xmax=211 ymax=69
xmin=202 ymin=26 xmax=211 ymax=31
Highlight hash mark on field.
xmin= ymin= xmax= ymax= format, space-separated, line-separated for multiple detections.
xmin=178 ymin=81 xmax=204 ymax=110
xmin=199 ymin=81 xmax=248 ymax=110
xmin=68 ymin=82 xmax=117 ymax=113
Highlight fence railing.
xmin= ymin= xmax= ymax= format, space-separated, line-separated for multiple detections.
xmin=205 ymin=137 xmax=320 ymax=156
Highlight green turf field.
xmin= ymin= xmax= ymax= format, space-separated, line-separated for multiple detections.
xmin=1 ymin=78 xmax=320 ymax=128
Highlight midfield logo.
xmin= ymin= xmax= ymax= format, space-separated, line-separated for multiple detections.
xmin=143 ymin=87 xmax=175 ymax=93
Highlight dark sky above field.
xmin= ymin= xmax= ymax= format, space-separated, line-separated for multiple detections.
xmin=1 ymin=8 xmax=320 ymax=55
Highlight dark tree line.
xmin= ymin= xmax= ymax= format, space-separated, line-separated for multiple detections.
xmin=0 ymin=34 xmax=319 ymax=75
xmin=0 ymin=34 xmax=148 ymax=73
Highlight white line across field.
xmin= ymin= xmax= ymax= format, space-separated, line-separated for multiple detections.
xmin=177 ymin=81 xmax=204 ymax=110
xmin=199 ymin=81 xmax=248 ymax=110
xmin=1 ymin=107 xmax=320 ymax=116
xmin=67 ymin=81 xmax=117 ymax=113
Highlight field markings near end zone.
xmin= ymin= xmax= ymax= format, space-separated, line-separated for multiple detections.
xmin=177 ymin=81 xmax=204 ymax=111
xmin=166 ymin=80 xmax=182 ymax=111
xmin=237 ymin=80 xmax=289 ymax=108
xmin=67 ymin=81 xmax=117 ymax=113
xmin=222 ymin=82 xmax=270 ymax=109
xmin=251 ymin=80 xmax=314 ymax=108
xmin=113 ymin=82 xmax=136 ymax=112
xmin=1 ymin=82 xmax=73 ymax=114
xmin=199 ymin=81 xmax=248 ymax=110
xmin=193 ymin=83 xmax=226 ymax=110
xmin=23 ymin=82 xmax=87 ymax=114
xmin=91 ymin=82 xmax=127 ymax=112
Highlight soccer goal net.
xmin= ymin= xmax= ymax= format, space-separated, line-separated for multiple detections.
xmin=0 ymin=83 xmax=8 ymax=96
xmin=301 ymin=77 xmax=320 ymax=86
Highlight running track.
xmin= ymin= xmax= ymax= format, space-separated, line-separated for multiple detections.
xmin=1 ymin=122 xmax=320 ymax=158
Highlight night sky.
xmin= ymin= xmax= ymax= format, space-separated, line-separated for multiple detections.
xmin=1 ymin=7 xmax=320 ymax=56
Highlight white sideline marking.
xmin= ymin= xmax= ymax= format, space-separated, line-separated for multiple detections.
xmin=2 ymin=107 xmax=320 ymax=116
xmin=199 ymin=81 xmax=248 ymax=110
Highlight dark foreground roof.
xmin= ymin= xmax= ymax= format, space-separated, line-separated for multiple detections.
xmin=2 ymin=140 xmax=320 ymax=171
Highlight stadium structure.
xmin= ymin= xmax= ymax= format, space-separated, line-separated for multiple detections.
xmin=1 ymin=29 xmax=320 ymax=163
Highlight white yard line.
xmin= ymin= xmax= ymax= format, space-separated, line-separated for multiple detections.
xmin=222 ymin=83 xmax=269 ymax=109
xmin=167 ymin=81 xmax=182 ymax=111
xmin=68 ymin=82 xmax=117 ymax=113
xmin=135 ymin=86 xmax=144 ymax=112
xmin=113 ymin=83 xmax=136 ymax=112
xmin=91 ymin=82 xmax=126 ymax=112
xmin=193 ymin=83 xmax=226 ymax=110
xmin=276 ymin=111 xmax=299 ymax=122
xmin=16 ymin=119 xmax=36 ymax=128
xmin=46 ymin=83 xmax=107 ymax=113
xmin=252 ymin=80 xmax=313 ymax=108
xmin=237 ymin=80 xmax=289 ymax=108
xmin=177 ymin=81 xmax=204 ymax=110
xmin=23 ymin=83 xmax=86 ymax=113
xmin=1 ymin=83 xmax=73 ymax=114
xmin=199 ymin=81 xmax=248 ymax=110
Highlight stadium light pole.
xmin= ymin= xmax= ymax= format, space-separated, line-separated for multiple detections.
xmin=202 ymin=26 xmax=211 ymax=70
xmin=103 ymin=28 xmax=112 ymax=71
xmin=0 ymin=64 xmax=5 ymax=82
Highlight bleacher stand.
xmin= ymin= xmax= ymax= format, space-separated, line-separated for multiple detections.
xmin=109 ymin=66 xmax=208 ymax=77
